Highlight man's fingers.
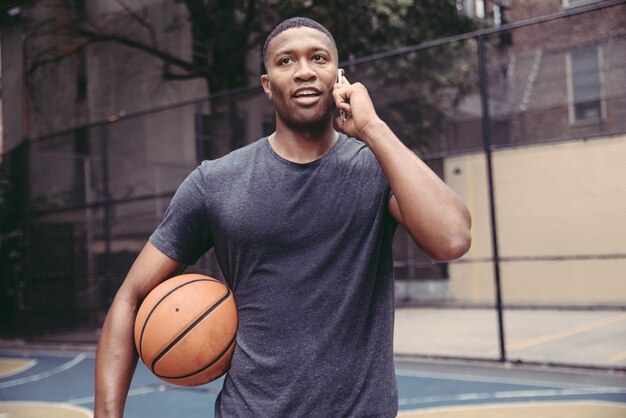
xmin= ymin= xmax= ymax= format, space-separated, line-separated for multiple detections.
xmin=333 ymin=88 xmax=350 ymax=111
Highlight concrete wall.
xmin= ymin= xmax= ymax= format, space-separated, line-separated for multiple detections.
xmin=445 ymin=134 xmax=626 ymax=306
xmin=0 ymin=0 xmax=206 ymax=153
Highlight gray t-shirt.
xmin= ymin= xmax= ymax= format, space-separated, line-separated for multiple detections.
xmin=150 ymin=134 xmax=398 ymax=417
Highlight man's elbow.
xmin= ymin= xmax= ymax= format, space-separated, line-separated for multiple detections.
xmin=429 ymin=230 xmax=472 ymax=262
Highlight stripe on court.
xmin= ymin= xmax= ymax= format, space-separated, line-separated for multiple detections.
xmin=395 ymin=368 xmax=626 ymax=391
xmin=488 ymin=313 xmax=626 ymax=355
xmin=69 ymin=384 xmax=173 ymax=406
xmin=0 ymin=353 xmax=86 ymax=389
xmin=0 ymin=358 xmax=37 ymax=378
xmin=398 ymin=401 xmax=626 ymax=418
xmin=0 ymin=401 xmax=93 ymax=418
xmin=610 ymin=350 xmax=626 ymax=363
xmin=398 ymin=386 xmax=626 ymax=408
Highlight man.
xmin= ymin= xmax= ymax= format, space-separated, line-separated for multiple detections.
xmin=95 ymin=17 xmax=471 ymax=417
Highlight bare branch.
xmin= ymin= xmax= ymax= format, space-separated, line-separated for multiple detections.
xmin=117 ymin=0 xmax=159 ymax=49
xmin=28 ymin=41 xmax=91 ymax=75
xmin=25 ymin=17 xmax=58 ymax=39
xmin=55 ymin=26 xmax=211 ymax=80
xmin=162 ymin=64 xmax=205 ymax=81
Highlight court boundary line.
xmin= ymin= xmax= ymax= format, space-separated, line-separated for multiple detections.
xmin=487 ymin=313 xmax=626 ymax=355
xmin=68 ymin=384 xmax=177 ymax=406
xmin=0 ymin=347 xmax=96 ymax=359
xmin=0 ymin=401 xmax=93 ymax=417
xmin=395 ymin=368 xmax=626 ymax=391
xmin=397 ymin=400 xmax=626 ymax=416
xmin=0 ymin=353 xmax=86 ymax=389
xmin=0 ymin=359 xmax=37 ymax=378
xmin=398 ymin=386 xmax=626 ymax=408
xmin=610 ymin=350 xmax=626 ymax=363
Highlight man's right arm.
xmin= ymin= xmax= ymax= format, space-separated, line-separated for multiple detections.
xmin=94 ymin=241 xmax=185 ymax=418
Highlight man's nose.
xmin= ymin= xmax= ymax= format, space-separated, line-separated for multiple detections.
xmin=293 ymin=59 xmax=317 ymax=81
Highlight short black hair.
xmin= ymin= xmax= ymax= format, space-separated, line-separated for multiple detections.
xmin=262 ymin=17 xmax=337 ymax=67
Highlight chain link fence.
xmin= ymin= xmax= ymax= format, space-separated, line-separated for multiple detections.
xmin=1 ymin=1 xmax=625 ymax=368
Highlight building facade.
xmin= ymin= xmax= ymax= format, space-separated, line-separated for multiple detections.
xmin=0 ymin=0 xmax=624 ymax=338
xmin=447 ymin=0 xmax=626 ymax=306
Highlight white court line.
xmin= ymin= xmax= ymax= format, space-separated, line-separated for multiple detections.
xmin=69 ymin=385 xmax=172 ymax=406
xmin=0 ymin=348 xmax=96 ymax=359
xmin=395 ymin=368 xmax=626 ymax=391
xmin=0 ymin=359 xmax=37 ymax=378
xmin=610 ymin=350 xmax=626 ymax=363
xmin=398 ymin=400 xmax=626 ymax=416
xmin=488 ymin=313 xmax=626 ymax=355
xmin=0 ymin=401 xmax=93 ymax=417
xmin=0 ymin=353 xmax=86 ymax=389
xmin=398 ymin=386 xmax=626 ymax=407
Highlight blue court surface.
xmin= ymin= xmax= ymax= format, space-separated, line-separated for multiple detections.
xmin=1 ymin=348 xmax=625 ymax=417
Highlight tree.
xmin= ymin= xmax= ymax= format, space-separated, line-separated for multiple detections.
xmin=4 ymin=1 xmax=480 ymax=333
xmin=8 ymin=0 xmax=481 ymax=158
xmin=0 ymin=151 xmax=26 ymax=338
xmin=22 ymin=0 xmax=477 ymax=93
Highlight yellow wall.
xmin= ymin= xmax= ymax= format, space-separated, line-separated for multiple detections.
xmin=444 ymin=134 xmax=626 ymax=306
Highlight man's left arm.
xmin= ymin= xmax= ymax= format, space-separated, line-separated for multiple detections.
xmin=334 ymin=78 xmax=471 ymax=261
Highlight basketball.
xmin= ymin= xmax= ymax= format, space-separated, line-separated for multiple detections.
xmin=134 ymin=274 xmax=238 ymax=386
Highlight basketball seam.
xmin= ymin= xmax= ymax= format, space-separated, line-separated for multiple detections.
xmin=150 ymin=286 xmax=233 ymax=375
xmin=137 ymin=277 xmax=222 ymax=362
xmin=157 ymin=331 xmax=237 ymax=380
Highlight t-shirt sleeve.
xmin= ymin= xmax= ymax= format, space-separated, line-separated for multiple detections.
xmin=149 ymin=164 xmax=213 ymax=265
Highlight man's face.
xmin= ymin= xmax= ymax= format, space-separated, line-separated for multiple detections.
xmin=261 ymin=27 xmax=339 ymax=129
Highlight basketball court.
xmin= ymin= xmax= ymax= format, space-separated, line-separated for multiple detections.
xmin=1 ymin=342 xmax=625 ymax=418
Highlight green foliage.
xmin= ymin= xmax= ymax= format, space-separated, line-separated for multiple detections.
xmin=27 ymin=0 xmax=480 ymax=153
xmin=0 ymin=156 xmax=25 ymax=337
xmin=186 ymin=0 xmax=479 ymax=95
xmin=29 ymin=0 xmax=478 ymax=92
xmin=277 ymin=0 xmax=478 ymax=61
xmin=272 ymin=0 xmax=481 ymax=154
xmin=0 ymin=164 xmax=24 ymax=278
xmin=190 ymin=0 xmax=480 ymax=155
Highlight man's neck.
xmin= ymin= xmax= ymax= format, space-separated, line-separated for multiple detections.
xmin=269 ymin=121 xmax=339 ymax=164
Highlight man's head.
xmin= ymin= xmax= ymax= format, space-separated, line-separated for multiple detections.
xmin=262 ymin=17 xmax=338 ymax=71
xmin=261 ymin=17 xmax=340 ymax=130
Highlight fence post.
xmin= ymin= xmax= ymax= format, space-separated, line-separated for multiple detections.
xmin=17 ymin=140 xmax=31 ymax=339
xmin=195 ymin=102 xmax=205 ymax=164
xmin=478 ymin=35 xmax=507 ymax=363
xmin=100 ymin=124 xmax=112 ymax=307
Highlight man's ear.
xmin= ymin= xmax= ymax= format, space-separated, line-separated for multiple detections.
xmin=261 ymin=74 xmax=273 ymax=101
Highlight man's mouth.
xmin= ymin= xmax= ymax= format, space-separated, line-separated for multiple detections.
xmin=292 ymin=88 xmax=322 ymax=105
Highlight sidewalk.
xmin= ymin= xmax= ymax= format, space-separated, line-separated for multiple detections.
xmin=394 ymin=307 xmax=626 ymax=369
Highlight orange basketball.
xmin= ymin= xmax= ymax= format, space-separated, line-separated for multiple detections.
xmin=134 ymin=274 xmax=238 ymax=386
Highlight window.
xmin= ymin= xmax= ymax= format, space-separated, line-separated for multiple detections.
xmin=475 ymin=0 xmax=485 ymax=19
xmin=73 ymin=127 xmax=90 ymax=202
xmin=76 ymin=50 xmax=87 ymax=102
xmin=192 ymin=26 xmax=209 ymax=67
xmin=493 ymin=4 xmax=502 ymax=26
xmin=458 ymin=0 xmax=485 ymax=18
xmin=566 ymin=46 xmax=604 ymax=124
xmin=562 ymin=0 xmax=600 ymax=9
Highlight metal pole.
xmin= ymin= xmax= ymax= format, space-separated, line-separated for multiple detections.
xmin=21 ymin=34 xmax=30 ymax=139
xmin=100 ymin=124 xmax=112 ymax=306
xmin=20 ymin=31 xmax=32 ymax=337
xmin=478 ymin=35 xmax=506 ymax=362
xmin=17 ymin=141 xmax=31 ymax=339
xmin=195 ymin=102 xmax=205 ymax=164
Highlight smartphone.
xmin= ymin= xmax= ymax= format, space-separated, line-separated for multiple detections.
xmin=337 ymin=68 xmax=346 ymax=121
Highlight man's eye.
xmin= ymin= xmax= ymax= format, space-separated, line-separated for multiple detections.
xmin=312 ymin=55 xmax=326 ymax=62
xmin=280 ymin=57 xmax=293 ymax=65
